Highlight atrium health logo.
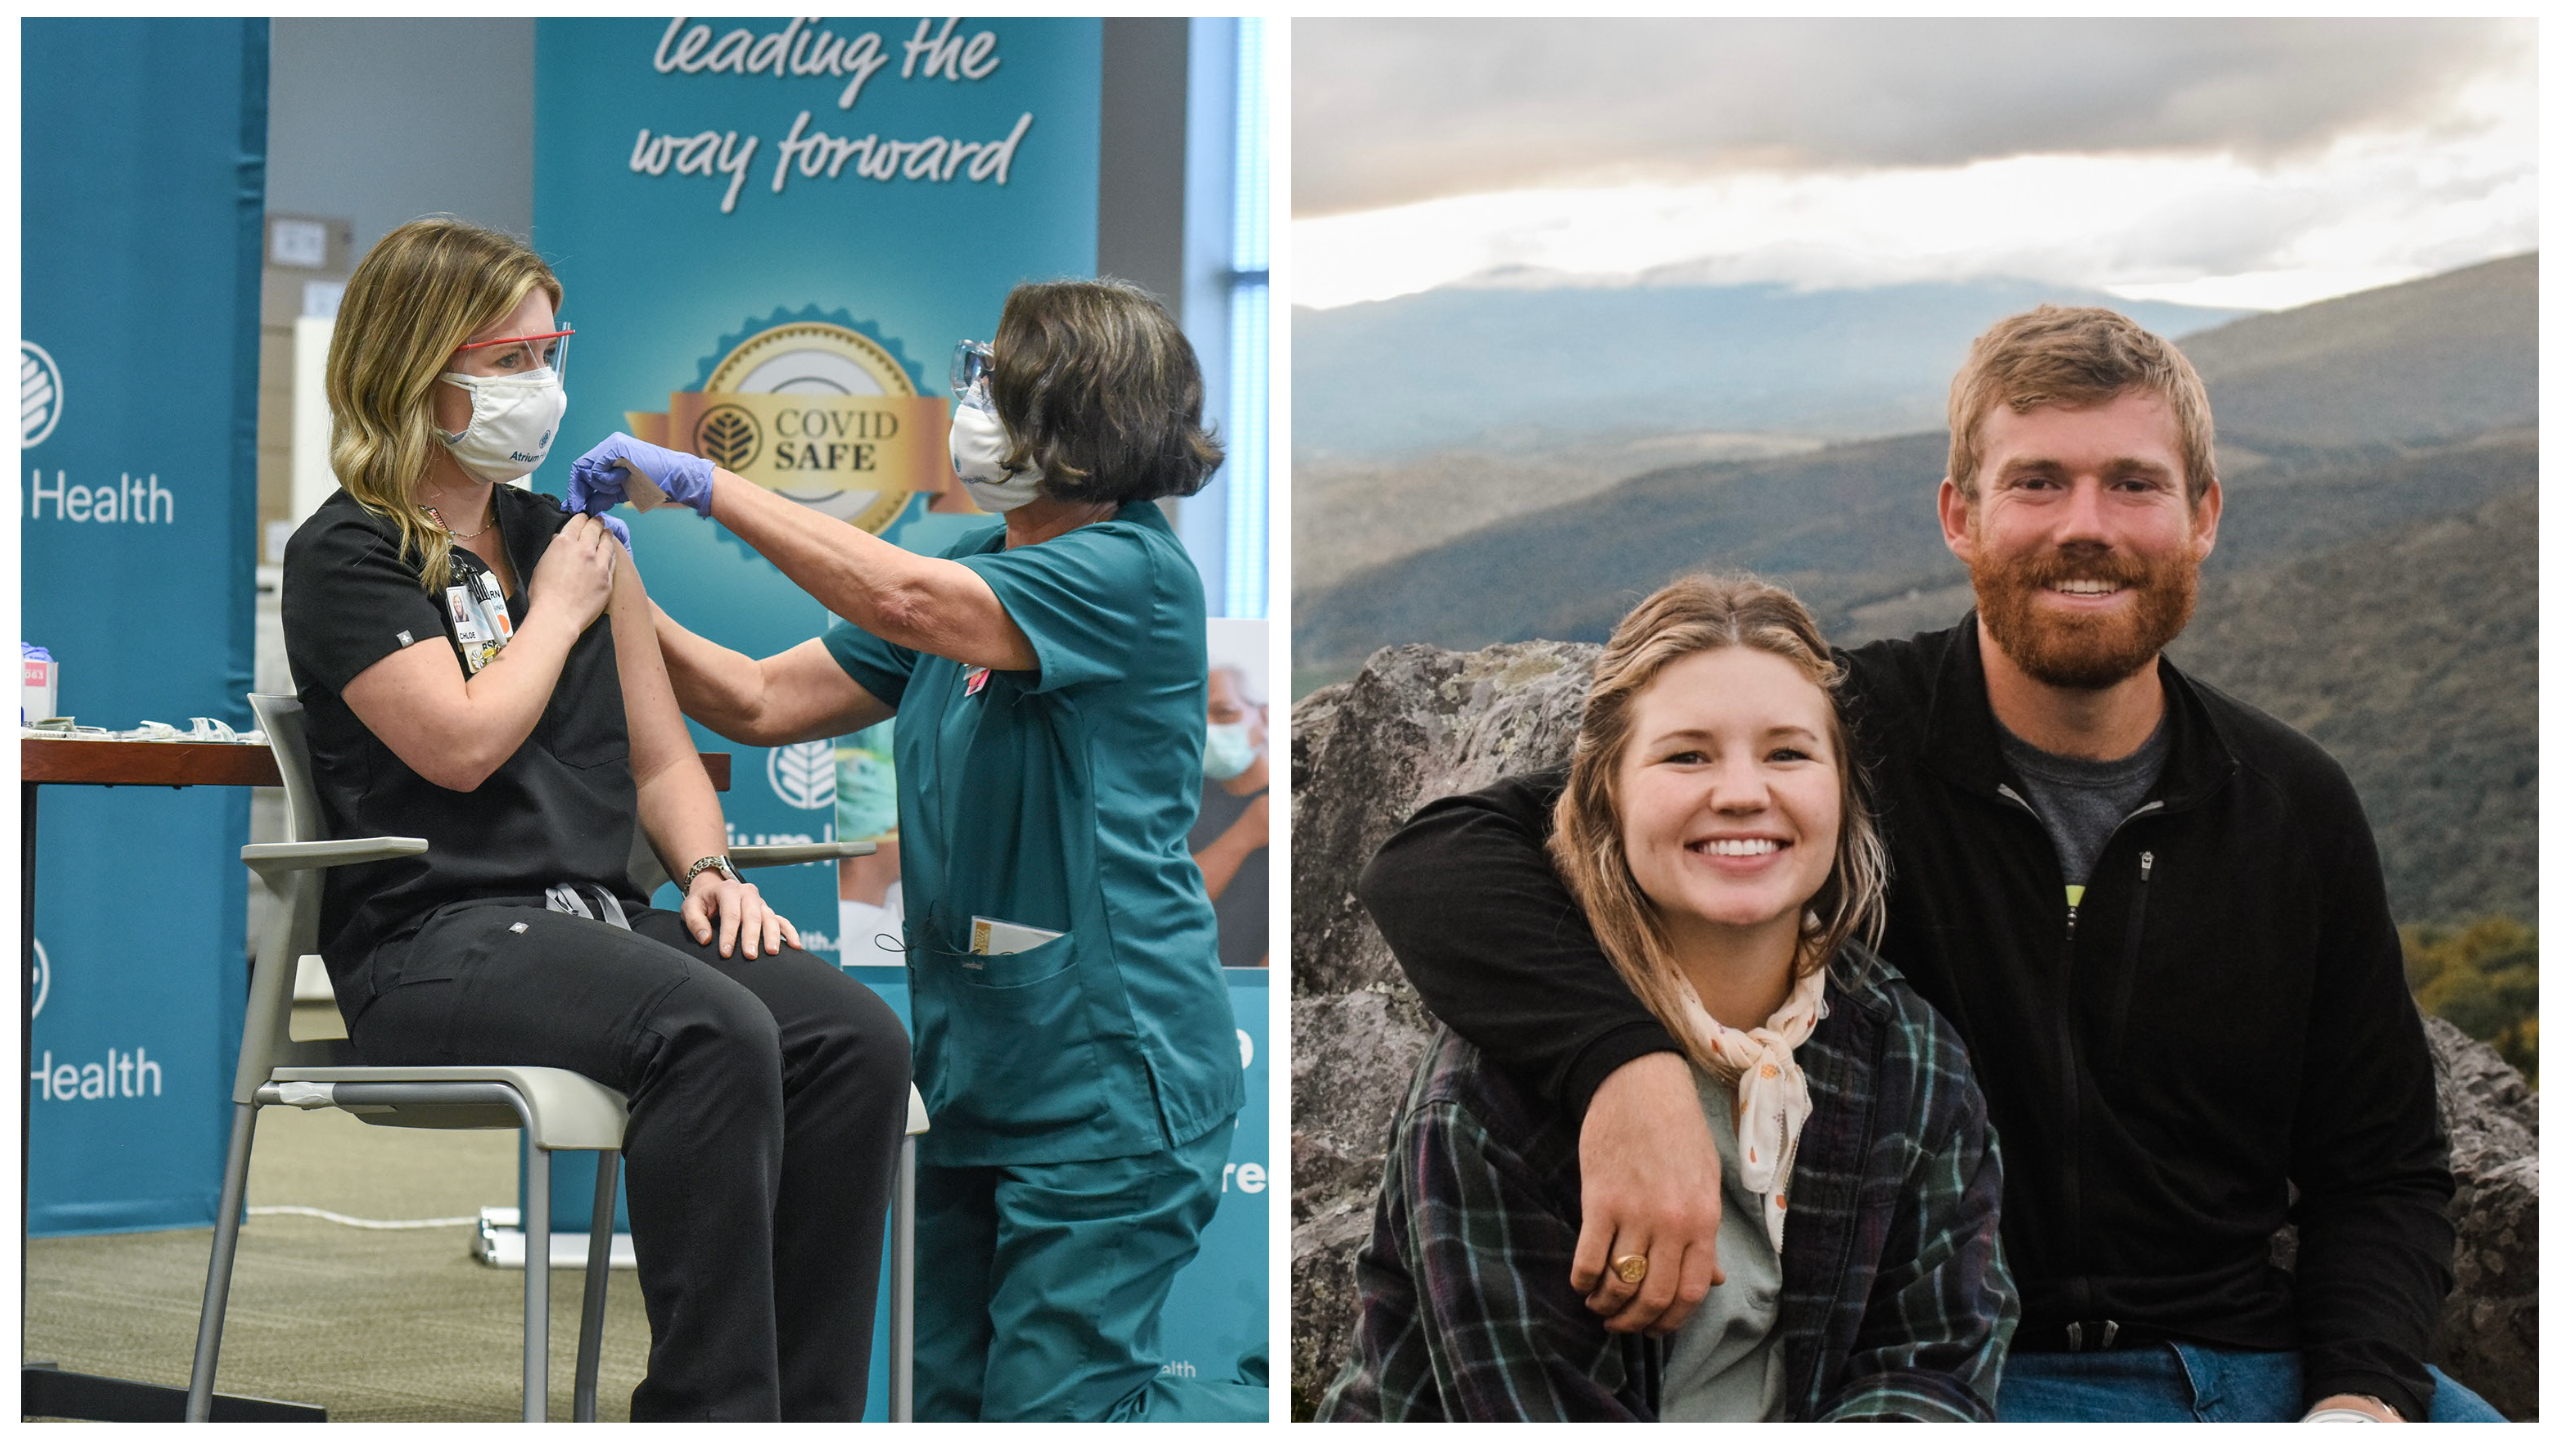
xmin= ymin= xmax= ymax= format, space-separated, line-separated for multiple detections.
xmin=769 ymin=739 xmax=837 ymax=811
xmin=23 ymin=342 xmax=63 ymax=449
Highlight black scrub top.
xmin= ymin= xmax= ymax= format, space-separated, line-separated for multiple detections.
xmin=280 ymin=485 xmax=641 ymax=1022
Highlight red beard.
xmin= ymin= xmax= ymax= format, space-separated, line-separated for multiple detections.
xmin=1971 ymin=538 xmax=2200 ymax=690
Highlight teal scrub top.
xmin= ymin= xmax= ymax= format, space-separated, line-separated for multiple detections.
xmin=825 ymin=502 xmax=1245 ymax=1166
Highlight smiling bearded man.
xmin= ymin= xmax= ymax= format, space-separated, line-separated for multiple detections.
xmin=1358 ymin=305 xmax=2504 ymax=1423
xmin=1940 ymin=314 xmax=2218 ymax=702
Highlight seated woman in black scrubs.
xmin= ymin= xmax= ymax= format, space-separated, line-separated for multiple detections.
xmin=279 ymin=216 xmax=911 ymax=1421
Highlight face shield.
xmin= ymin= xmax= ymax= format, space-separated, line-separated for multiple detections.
xmin=451 ymin=326 xmax=575 ymax=386
xmin=950 ymin=339 xmax=994 ymax=413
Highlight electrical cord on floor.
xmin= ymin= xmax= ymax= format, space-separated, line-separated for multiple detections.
xmin=245 ymin=1205 xmax=479 ymax=1230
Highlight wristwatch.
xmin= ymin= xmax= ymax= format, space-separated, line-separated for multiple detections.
xmin=681 ymin=854 xmax=740 ymax=890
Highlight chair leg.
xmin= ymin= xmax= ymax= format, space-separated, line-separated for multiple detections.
xmin=526 ymin=1143 xmax=551 ymax=1423
xmin=184 ymin=1101 xmax=262 ymax=1423
xmin=890 ymin=1133 xmax=917 ymax=1423
xmin=572 ymin=1150 xmax=618 ymax=1423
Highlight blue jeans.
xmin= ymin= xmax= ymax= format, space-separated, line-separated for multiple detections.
xmin=2000 ymin=1345 xmax=2507 ymax=1422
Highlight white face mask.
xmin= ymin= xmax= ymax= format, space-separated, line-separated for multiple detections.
xmin=1203 ymin=721 xmax=1260 ymax=781
xmin=436 ymin=368 xmax=566 ymax=484
xmin=948 ymin=391 xmax=1044 ymax=513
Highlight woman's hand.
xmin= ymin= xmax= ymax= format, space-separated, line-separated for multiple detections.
xmin=684 ymin=863 xmax=801 ymax=959
xmin=529 ymin=513 xmax=620 ymax=632
xmin=569 ymin=432 xmax=717 ymax=518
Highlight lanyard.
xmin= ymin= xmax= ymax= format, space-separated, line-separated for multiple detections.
xmin=444 ymin=564 xmax=515 ymax=675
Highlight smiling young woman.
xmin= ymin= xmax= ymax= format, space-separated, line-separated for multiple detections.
xmin=1318 ymin=573 xmax=2018 ymax=1422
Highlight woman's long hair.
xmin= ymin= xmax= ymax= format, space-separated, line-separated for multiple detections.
xmin=327 ymin=217 xmax=562 ymax=593
xmin=1548 ymin=574 xmax=1889 ymax=1072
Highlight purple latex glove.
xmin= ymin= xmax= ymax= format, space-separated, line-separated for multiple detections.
xmin=568 ymin=431 xmax=718 ymax=519
xmin=597 ymin=512 xmax=632 ymax=554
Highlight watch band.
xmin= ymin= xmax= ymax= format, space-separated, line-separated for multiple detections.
xmin=2304 ymin=1396 xmax=2396 ymax=1423
xmin=681 ymin=854 xmax=738 ymax=890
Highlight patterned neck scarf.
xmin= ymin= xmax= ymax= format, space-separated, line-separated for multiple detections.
xmin=1675 ymin=964 xmax=1827 ymax=1252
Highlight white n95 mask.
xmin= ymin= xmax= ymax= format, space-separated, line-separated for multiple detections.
xmin=436 ymin=368 xmax=566 ymax=484
xmin=948 ymin=392 xmax=1044 ymax=513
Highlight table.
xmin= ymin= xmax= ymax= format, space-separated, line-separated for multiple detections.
xmin=21 ymin=738 xmax=734 ymax=789
xmin=21 ymin=737 xmax=733 ymax=1422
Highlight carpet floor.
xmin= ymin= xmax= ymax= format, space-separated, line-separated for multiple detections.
xmin=25 ymin=1063 xmax=652 ymax=1422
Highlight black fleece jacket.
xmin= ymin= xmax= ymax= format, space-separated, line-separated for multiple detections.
xmin=1359 ymin=616 xmax=2454 ymax=1420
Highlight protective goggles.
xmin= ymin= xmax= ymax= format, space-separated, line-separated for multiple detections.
xmin=950 ymin=339 xmax=993 ymax=399
xmin=451 ymin=326 xmax=575 ymax=383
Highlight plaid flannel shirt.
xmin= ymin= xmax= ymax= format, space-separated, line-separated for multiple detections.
xmin=1318 ymin=944 xmax=2019 ymax=1422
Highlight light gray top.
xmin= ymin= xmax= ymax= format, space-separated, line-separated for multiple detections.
xmin=1658 ymin=1070 xmax=1788 ymax=1422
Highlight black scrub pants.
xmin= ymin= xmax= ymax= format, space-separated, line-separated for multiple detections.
xmin=345 ymin=898 xmax=912 ymax=1421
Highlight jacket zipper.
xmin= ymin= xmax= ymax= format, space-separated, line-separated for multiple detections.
xmin=1996 ymin=785 xmax=2163 ymax=1311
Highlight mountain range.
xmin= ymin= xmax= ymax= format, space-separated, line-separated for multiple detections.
xmin=1294 ymin=276 xmax=2250 ymax=461
xmin=1293 ymin=252 xmax=2538 ymax=924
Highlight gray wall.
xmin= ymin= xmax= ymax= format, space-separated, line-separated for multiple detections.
xmin=266 ymin=18 xmax=534 ymax=251
xmin=1098 ymin=18 xmax=1192 ymax=310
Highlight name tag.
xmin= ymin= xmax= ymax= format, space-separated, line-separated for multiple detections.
xmin=445 ymin=566 xmax=516 ymax=675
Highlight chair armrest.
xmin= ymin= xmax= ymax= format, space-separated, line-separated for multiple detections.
xmin=242 ymin=836 xmax=429 ymax=879
xmin=730 ymin=842 xmax=877 ymax=870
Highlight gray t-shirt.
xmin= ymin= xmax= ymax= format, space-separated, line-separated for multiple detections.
xmin=1659 ymin=1072 xmax=1788 ymax=1421
xmin=1996 ymin=717 xmax=2169 ymax=896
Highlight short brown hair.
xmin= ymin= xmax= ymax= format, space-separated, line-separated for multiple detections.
xmin=1549 ymin=574 xmax=1888 ymax=1068
xmin=988 ymin=278 xmax=1224 ymax=505
xmin=329 ymin=217 xmax=562 ymax=592
xmin=1946 ymin=305 xmax=2216 ymax=508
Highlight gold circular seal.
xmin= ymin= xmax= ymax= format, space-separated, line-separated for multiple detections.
xmin=704 ymin=322 xmax=920 ymax=533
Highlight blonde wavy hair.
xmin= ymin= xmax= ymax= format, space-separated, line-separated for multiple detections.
xmin=1549 ymin=574 xmax=1889 ymax=1069
xmin=327 ymin=217 xmax=562 ymax=593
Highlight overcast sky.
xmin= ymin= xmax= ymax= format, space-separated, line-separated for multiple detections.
xmin=1294 ymin=19 xmax=2537 ymax=311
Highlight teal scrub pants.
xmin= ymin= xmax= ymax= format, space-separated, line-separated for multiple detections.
xmin=913 ymin=1123 xmax=1268 ymax=1421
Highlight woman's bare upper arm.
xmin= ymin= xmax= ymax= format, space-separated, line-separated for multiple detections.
xmin=338 ymin=635 xmax=478 ymax=787
xmin=605 ymin=552 xmax=702 ymax=787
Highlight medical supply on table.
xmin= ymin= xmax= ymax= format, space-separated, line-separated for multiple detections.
xmin=20 ymin=716 xmax=266 ymax=744
xmin=23 ymin=643 xmax=58 ymax=724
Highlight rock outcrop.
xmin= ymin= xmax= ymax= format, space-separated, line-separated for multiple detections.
xmin=1290 ymin=641 xmax=2537 ymax=1420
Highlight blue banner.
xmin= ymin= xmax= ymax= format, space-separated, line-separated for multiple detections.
xmin=532 ymin=16 xmax=1102 ymax=951
xmin=21 ymin=19 xmax=268 ymax=1234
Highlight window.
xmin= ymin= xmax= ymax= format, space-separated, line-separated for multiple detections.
xmin=1181 ymin=17 xmax=1270 ymax=619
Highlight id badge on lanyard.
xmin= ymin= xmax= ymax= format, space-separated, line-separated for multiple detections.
xmin=445 ymin=564 xmax=516 ymax=675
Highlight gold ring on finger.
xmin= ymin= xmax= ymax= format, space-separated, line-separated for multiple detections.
xmin=1610 ymin=1253 xmax=1649 ymax=1286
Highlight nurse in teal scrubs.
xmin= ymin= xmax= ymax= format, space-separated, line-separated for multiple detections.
xmin=567 ymin=280 xmax=1260 ymax=1422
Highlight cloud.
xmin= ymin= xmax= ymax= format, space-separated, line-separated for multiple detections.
xmin=1295 ymin=18 xmax=2531 ymax=218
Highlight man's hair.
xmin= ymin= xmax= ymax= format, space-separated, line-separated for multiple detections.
xmin=1946 ymin=305 xmax=2217 ymax=509
xmin=988 ymin=278 xmax=1224 ymax=506
xmin=1549 ymin=573 xmax=1888 ymax=1069
xmin=328 ymin=216 xmax=563 ymax=593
